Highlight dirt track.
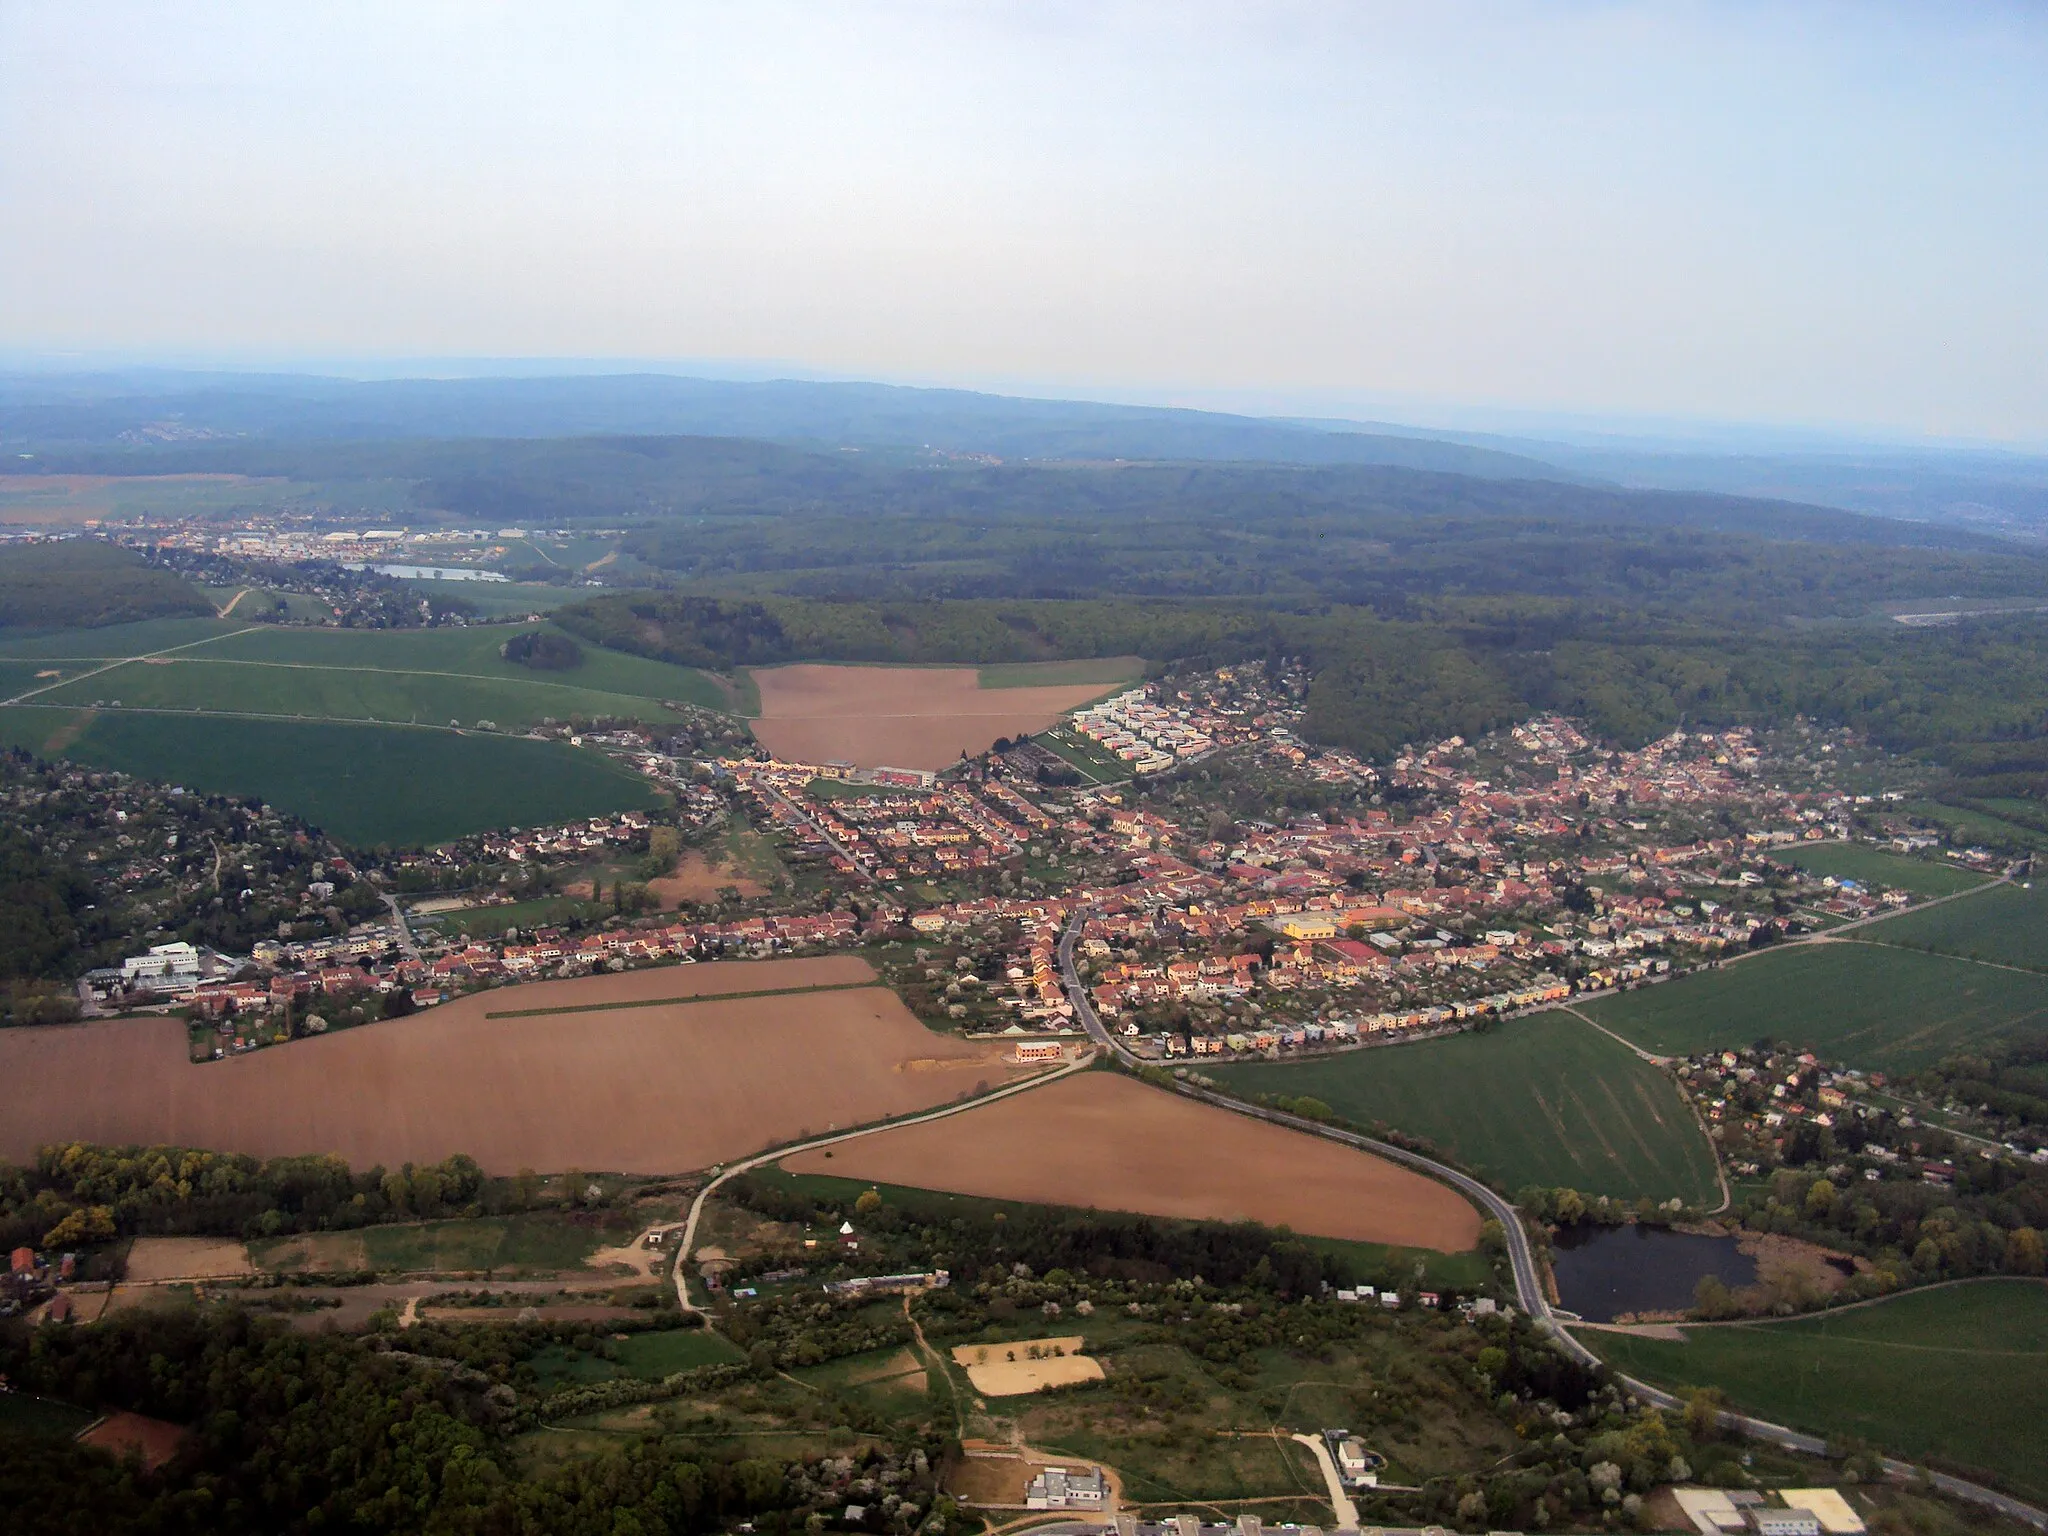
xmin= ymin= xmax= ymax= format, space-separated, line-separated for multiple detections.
xmin=782 ymin=1072 xmax=1482 ymax=1250
xmin=748 ymin=665 xmax=1111 ymax=770
xmin=0 ymin=957 xmax=1023 ymax=1174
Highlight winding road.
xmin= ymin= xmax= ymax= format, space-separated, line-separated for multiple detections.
xmin=1052 ymin=907 xmax=2048 ymax=1531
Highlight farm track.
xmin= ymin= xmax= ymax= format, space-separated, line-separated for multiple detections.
xmin=0 ymin=624 xmax=259 ymax=706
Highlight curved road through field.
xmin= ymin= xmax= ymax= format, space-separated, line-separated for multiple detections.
xmin=1053 ymin=908 xmax=2047 ymax=1531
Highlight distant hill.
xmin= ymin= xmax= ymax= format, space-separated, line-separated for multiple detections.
xmin=0 ymin=541 xmax=212 ymax=631
xmin=0 ymin=370 xmax=1580 ymax=482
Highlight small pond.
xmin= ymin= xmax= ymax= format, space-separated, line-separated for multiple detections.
xmin=1550 ymin=1223 xmax=1756 ymax=1323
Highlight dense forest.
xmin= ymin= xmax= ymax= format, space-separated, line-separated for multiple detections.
xmin=557 ymin=590 xmax=2048 ymax=774
xmin=0 ymin=541 xmax=211 ymax=630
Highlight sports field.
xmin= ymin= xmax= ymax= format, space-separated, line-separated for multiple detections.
xmin=1579 ymin=941 xmax=2048 ymax=1073
xmin=0 ymin=708 xmax=662 ymax=846
xmin=781 ymin=1071 xmax=1482 ymax=1250
xmin=0 ymin=956 xmax=1026 ymax=1173
xmin=746 ymin=663 xmax=1122 ymax=770
xmin=1209 ymin=1013 xmax=1720 ymax=1205
xmin=1776 ymin=843 xmax=1991 ymax=899
xmin=1579 ymin=1279 xmax=2048 ymax=1503
xmin=1861 ymin=879 xmax=2048 ymax=971
xmin=19 ymin=619 xmax=725 ymax=724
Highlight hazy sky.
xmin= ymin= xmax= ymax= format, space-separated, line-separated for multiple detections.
xmin=4 ymin=2 xmax=2045 ymax=440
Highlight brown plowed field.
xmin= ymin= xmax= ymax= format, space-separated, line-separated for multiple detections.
xmin=0 ymin=957 xmax=1023 ymax=1173
xmin=748 ymin=665 xmax=1112 ymax=770
xmin=783 ymin=1072 xmax=1481 ymax=1251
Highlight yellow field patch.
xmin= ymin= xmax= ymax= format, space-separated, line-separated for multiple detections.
xmin=950 ymin=1336 xmax=1103 ymax=1395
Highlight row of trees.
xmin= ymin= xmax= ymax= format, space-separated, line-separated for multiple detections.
xmin=1 ymin=1142 xmax=489 ymax=1252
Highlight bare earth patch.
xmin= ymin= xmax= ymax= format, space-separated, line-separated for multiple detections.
xmin=123 ymin=1236 xmax=255 ymax=1283
xmin=748 ymin=664 xmax=1114 ymax=771
xmin=76 ymin=1410 xmax=191 ymax=1471
xmin=0 ymin=956 xmax=1025 ymax=1174
xmin=647 ymin=850 xmax=766 ymax=906
xmin=784 ymin=1072 xmax=1482 ymax=1250
xmin=950 ymin=1336 xmax=1104 ymax=1395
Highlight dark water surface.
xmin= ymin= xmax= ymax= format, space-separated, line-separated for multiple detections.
xmin=1550 ymin=1224 xmax=1756 ymax=1322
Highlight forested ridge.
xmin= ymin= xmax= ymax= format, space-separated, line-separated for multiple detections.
xmin=0 ymin=541 xmax=211 ymax=630
xmin=11 ymin=430 xmax=2048 ymax=801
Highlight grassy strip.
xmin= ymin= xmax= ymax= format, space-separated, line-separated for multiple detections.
xmin=483 ymin=980 xmax=881 ymax=1019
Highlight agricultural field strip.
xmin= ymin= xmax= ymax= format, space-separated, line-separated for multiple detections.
xmin=62 ymin=654 xmax=705 ymax=702
xmin=1830 ymin=935 xmax=2046 ymax=976
xmin=3 ymin=699 xmax=554 ymax=736
xmin=483 ymin=979 xmax=881 ymax=1018
xmin=0 ymin=623 xmax=259 ymax=705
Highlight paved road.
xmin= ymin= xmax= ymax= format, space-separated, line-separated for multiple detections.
xmin=749 ymin=776 xmax=878 ymax=885
xmin=1054 ymin=907 xmax=2048 ymax=1532
xmin=383 ymin=894 xmax=422 ymax=963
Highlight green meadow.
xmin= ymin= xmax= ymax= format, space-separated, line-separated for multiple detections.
xmin=1862 ymin=879 xmax=2048 ymax=972
xmin=0 ymin=707 xmax=662 ymax=846
xmin=1209 ymin=1013 xmax=1721 ymax=1205
xmin=977 ymin=655 xmax=1144 ymax=689
xmin=2 ymin=618 xmax=727 ymax=723
xmin=1579 ymin=940 xmax=2048 ymax=1073
xmin=1777 ymin=842 xmax=1991 ymax=899
xmin=1579 ymin=1279 xmax=2048 ymax=1503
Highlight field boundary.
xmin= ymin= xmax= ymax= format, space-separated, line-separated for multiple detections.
xmin=483 ymin=979 xmax=881 ymax=1019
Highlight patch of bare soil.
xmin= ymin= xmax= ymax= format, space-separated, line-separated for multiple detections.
xmin=123 ymin=1236 xmax=254 ymax=1283
xmin=0 ymin=957 xmax=1025 ymax=1176
xmin=950 ymin=1336 xmax=1104 ymax=1395
xmin=947 ymin=1451 xmax=1066 ymax=1507
xmin=76 ymin=1410 xmax=190 ymax=1471
xmin=786 ymin=1072 xmax=1483 ymax=1250
xmin=748 ymin=664 xmax=1115 ymax=771
xmin=647 ymin=850 xmax=765 ymax=907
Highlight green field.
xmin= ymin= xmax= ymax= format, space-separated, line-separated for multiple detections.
xmin=1035 ymin=724 xmax=1136 ymax=782
xmin=0 ymin=614 xmax=236 ymax=659
xmin=250 ymin=1212 xmax=632 ymax=1275
xmin=977 ymin=656 xmax=1144 ymax=689
xmin=1778 ymin=843 xmax=1991 ymax=899
xmin=1863 ymin=880 xmax=2048 ymax=971
xmin=399 ymin=577 xmax=588 ymax=617
xmin=1579 ymin=1279 xmax=2048 ymax=1503
xmin=531 ymin=1327 xmax=743 ymax=1388
xmin=16 ymin=619 xmax=727 ymax=726
xmin=1209 ymin=1013 xmax=1721 ymax=1205
xmin=0 ymin=708 xmax=663 ymax=847
xmin=415 ymin=893 xmax=610 ymax=940
xmin=0 ymin=1390 xmax=98 ymax=1440
xmin=1579 ymin=941 xmax=2048 ymax=1072
xmin=1906 ymin=799 xmax=2048 ymax=856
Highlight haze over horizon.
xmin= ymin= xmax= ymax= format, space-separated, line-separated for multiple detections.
xmin=4 ymin=2 xmax=2046 ymax=444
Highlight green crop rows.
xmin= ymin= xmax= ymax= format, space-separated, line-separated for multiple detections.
xmin=1208 ymin=1013 xmax=1721 ymax=1205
